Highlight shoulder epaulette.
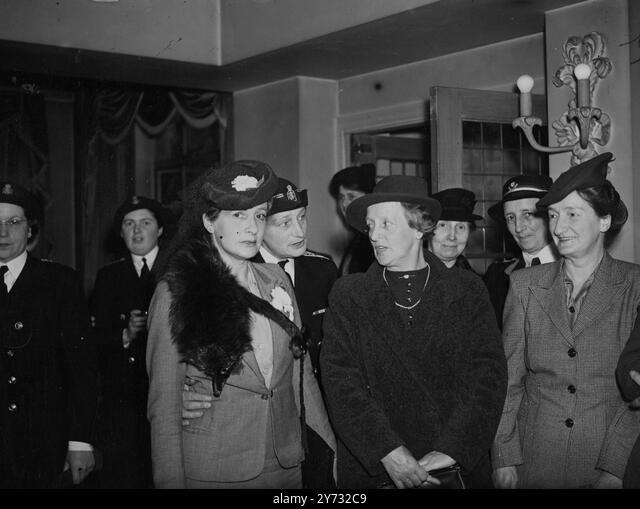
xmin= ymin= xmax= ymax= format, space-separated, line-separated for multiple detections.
xmin=105 ymin=257 xmax=127 ymax=267
xmin=302 ymin=250 xmax=331 ymax=261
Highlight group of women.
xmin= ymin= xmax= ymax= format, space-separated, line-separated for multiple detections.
xmin=145 ymin=152 xmax=640 ymax=489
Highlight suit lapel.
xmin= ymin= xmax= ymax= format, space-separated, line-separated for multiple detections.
xmin=245 ymin=264 xmax=292 ymax=385
xmin=530 ymin=261 xmax=575 ymax=347
xmin=572 ymin=253 xmax=629 ymax=338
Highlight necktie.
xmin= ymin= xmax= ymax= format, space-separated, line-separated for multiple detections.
xmin=531 ymin=257 xmax=541 ymax=266
xmin=278 ymin=260 xmax=293 ymax=285
xmin=140 ymin=258 xmax=150 ymax=280
xmin=0 ymin=265 xmax=8 ymax=306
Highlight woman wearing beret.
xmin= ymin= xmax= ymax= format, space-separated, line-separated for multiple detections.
xmin=492 ymin=153 xmax=640 ymax=489
xmin=428 ymin=187 xmax=482 ymax=272
xmin=329 ymin=164 xmax=376 ymax=276
xmin=146 ymin=160 xmax=335 ymax=489
xmin=320 ymin=175 xmax=507 ymax=488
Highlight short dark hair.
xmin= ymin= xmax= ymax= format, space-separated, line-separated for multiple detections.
xmin=577 ymin=181 xmax=628 ymax=243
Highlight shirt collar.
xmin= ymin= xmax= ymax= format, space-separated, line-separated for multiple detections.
xmin=131 ymin=245 xmax=159 ymax=270
xmin=259 ymin=246 xmax=289 ymax=265
xmin=522 ymin=243 xmax=557 ymax=267
xmin=2 ymin=250 xmax=28 ymax=279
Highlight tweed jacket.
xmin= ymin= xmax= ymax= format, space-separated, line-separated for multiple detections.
xmin=492 ymin=252 xmax=640 ymax=488
xmin=320 ymin=251 xmax=508 ymax=488
xmin=0 ymin=257 xmax=96 ymax=488
xmin=616 ymin=313 xmax=640 ymax=488
xmin=146 ymin=261 xmax=335 ymax=488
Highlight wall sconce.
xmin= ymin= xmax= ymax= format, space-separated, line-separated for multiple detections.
xmin=512 ymin=32 xmax=612 ymax=164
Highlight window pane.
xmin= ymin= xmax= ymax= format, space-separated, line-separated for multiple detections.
xmin=462 ymin=121 xmax=482 ymax=147
xmin=377 ymin=159 xmax=390 ymax=177
xmin=483 ymin=123 xmax=501 ymax=148
xmin=483 ymin=149 xmax=503 ymax=174
xmin=463 ymin=148 xmax=482 ymax=174
xmin=502 ymin=124 xmax=520 ymax=150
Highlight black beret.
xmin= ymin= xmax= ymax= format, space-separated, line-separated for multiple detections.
xmin=200 ymin=160 xmax=278 ymax=210
xmin=537 ymin=152 xmax=613 ymax=208
xmin=432 ymin=188 xmax=483 ymax=223
xmin=114 ymin=195 xmax=170 ymax=229
xmin=0 ymin=182 xmax=41 ymax=221
xmin=268 ymin=178 xmax=308 ymax=216
xmin=329 ymin=163 xmax=377 ymax=198
xmin=488 ymin=174 xmax=553 ymax=222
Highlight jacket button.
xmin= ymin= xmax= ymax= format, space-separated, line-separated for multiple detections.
xmin=14 ymin=322 xmax=23 ymax=330
xmin=128 ymin=356 xmax=136 ymax=364
xmin=565 ymin=418 xmax=574 ymax=427
xmin=7 ymin=350 xmax=14 ymax=358
xmin=8 ymin=376 xmax=16 ymax=385
xmin=567 ymin=348 xmax=577 ymax=358
xmin=567 ymin=385 xmax=576 ymax=394
xmin=8 ymin=403 xmax=17 ymax=412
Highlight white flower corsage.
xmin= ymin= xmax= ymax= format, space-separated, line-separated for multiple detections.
xmin=231 ymin=175 xmax=259 ymax=192
xmin=270 ymin=285 xmax=294 ymax=321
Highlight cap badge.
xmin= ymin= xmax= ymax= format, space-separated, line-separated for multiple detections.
xmin=131 ymin=195 xmax=140 ymax=205
xmin=509 ymin=181 xmax=518 ymax=190
xmin=286 ymin=184 xmax=297 ymax=201
xmin=2 ymin=184 xmax=14 ymax=195
xmin=231 ymin=175 xmax=262 ymax=192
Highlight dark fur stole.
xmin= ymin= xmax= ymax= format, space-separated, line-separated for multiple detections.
xmin=163 ymin=238 xmax=308 ymax=395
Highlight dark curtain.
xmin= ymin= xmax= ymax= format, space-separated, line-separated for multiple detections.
xmin=76 ymin=86 xmax=231 ymax=291
xmin=0 ymin=91 xmax=52 ymax=259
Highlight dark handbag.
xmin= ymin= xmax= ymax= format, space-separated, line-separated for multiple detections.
xmin=377 ymin=464 xmax=466 ymax=490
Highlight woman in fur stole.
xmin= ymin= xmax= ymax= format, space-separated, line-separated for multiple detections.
xmin=145 ymin=160 xmax=335 ymax=489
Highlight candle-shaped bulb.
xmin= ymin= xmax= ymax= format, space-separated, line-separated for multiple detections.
xmin=574 ymin=63 xmax=592 ymax=80
xmin=574 ymin=64 xmax=591 ymax=108
xmin=516 ymin=75 xmax=534 ymax=94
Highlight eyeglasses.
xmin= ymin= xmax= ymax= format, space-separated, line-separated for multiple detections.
xmin=0 ymin=217 xmax=28 ymax=230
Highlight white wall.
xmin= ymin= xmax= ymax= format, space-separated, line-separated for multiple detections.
xmin=233 ymin=35 xmax=546 ymax=262
xmin=546 ymin=0 xmax=636 ymax=262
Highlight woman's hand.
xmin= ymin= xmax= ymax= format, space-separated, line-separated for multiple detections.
xmin=181 ymin=384 xmax=212 ymax=425
xmin=381 ymin=446 xmax=434 ymax=488
xmin=493 ymin=466 xmax=518 ymax=489
xmin=593 ymin=471 xmax=623 ymax=489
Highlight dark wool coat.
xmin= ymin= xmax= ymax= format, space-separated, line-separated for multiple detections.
xmin=90 ymin=255 xmax=160 ymax=488
xmin=320 ymin=250 xmax=508 ymax=488
xmin=0 ymin=257 xmax=97 ymax=488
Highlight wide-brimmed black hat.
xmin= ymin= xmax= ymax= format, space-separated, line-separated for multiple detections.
xmin=268 ymin=178 xmax=308 ymax=216
xmin=114 ymin=195 xmax=171 ymax=229
xmin=329 ymin=163 xmax=377 ymax=198
xmin=488 ymin=174 xmax=553 ymax=222
xmin=346 ymin=175 xmax=441 ymax=232
xmin=432 ymin=187 xmax=483 ymax=223
xmin=537 ymin=152 xmax=613 ymax=208
xmin=0 ymin=182 xmax=41 ymax=221
xmin=200 ymin=160 xmax=278 ymax=211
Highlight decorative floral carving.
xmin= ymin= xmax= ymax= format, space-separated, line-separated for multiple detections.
xmin=550 ymin=32 xmax=612 ymax=164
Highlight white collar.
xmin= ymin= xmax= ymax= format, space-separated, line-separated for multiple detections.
xmin=259 ymin=246 xmax=295 ymax=283
xmin=2 ymin=250 xmax=28 ymax=278
xmin=131 ymin=245 xmax=159 ymax=270
xmin=522 ymin=243 xmax=557 ymax=267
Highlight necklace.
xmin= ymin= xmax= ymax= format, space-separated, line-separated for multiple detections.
xmin=382 ymin=264 xmax=430 ymax=310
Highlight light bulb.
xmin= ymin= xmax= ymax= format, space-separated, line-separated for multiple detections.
xmin=516 ymin=75 xmax=534 ymax=93
xmin=574 ymin=63 xmax=592 ymax=80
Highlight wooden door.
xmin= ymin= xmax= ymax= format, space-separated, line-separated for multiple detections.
xmin=430 ymin=87 xmax=549 ymax=274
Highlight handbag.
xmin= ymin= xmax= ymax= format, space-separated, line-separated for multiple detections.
xmin=377 ymin=463 xmax=466 ymax=490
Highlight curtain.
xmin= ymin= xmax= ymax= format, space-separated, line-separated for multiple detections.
xmin=77 ymin=86 xmax=231 ymax=291
xmin=0 ymin=91 xmax=52 ymax=259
